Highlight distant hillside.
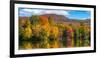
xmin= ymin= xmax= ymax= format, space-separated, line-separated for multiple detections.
xmin=41 ymin=14 xmax=68 ymax=23
xmin=19 ymin=14 xmax=90 ymax=26
xmin=40 ymin=14 xmax=90 ymax=26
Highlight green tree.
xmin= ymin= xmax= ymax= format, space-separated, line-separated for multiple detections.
xmin=30 ymin=15 xmax=40 ymax=26
xmin=62 ymin=29 xmax=67 ymax=47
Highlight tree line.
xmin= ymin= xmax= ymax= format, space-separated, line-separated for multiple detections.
xmin=19 ymin=15 xmax=91 ymax=49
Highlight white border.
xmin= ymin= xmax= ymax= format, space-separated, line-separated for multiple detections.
xmin=14 ymin=4 xmax=94 ymax=54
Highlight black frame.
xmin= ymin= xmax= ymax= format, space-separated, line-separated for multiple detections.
xmin=10 ymin=1 xmax=96 ymax=58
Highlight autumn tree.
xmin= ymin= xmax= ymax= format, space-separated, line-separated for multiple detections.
xmin=30 ymin=15 xmax=40 ymax=26
xmin=19 ymin=18 xmax=33 ymax=49
xmin=22 ymin=19 xmax=32 ymax=39
xmin=78 ymin=22 xmax=86 ymax=47
xmin=65 ymin=25 xmax=74 ymax=47
xmin=72 ymin=26 xmax=80 ymax=47
xmin=48 ymin=26 xmax=59 ymax=48
xmin=83 ymin=25 xmax=91 ymax=46
xmin=62 ymin=29 xmax=67 ymax=47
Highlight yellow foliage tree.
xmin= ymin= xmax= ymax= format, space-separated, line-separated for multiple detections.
xmin=22 ymin=19 xmax=32 ymax=39
xmin=23 ymin=27 xmax=32 ymax=39
xmin=48 ymin=26 xmax=60 ymax=48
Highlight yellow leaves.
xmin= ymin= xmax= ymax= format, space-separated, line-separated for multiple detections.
xmin=84 ymin=25 xmax=90 ymax=33
xmin=23 ymin=42 xmax=33 ymax=49
xmin=46 ymin=26 xmax=60 ymax=48
xmin=65 ymin=25 xmax=71 ymax=30
xmin=23 ymin=27 xmax=32 ymax=39
xmin=53 ymin=42 xmax=59 ymax=48
xmin=41 ymin=25 xmax=50 ymax=37
xmin=19 ymin=18 xmax=33 ymax=39
xmin=54 ymin=41 xmax=60 ymax=48
xmin=47 ymin=40 xmax=60 ymax=48
xmin=19 ymin=17 xmax=29 ymax=27
xmin=50 ymin=26 xmax=59 ymax=38
xmin=32 ymin=24 xmax=41 ymax=37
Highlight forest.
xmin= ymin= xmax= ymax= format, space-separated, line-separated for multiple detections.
xmin=19 ymin=14 xmax=91 ymax=49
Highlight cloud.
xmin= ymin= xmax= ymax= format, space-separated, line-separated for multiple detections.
xmin=19 ymin=9 xmax=33 ymax=17
xmin=19 ymin=8 xmax=69 ymax=17
xmin=41 ymin=10 xmax=69 ymax=16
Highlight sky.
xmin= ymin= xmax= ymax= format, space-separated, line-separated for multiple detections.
xmin=19 ymin=8 xmax=91 ymax=20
